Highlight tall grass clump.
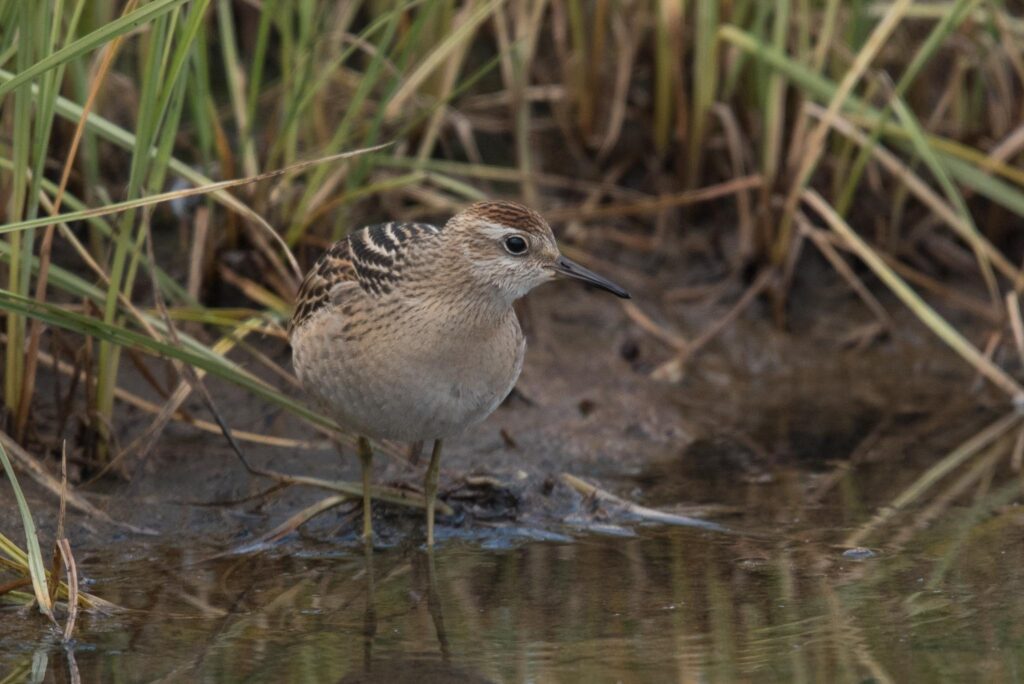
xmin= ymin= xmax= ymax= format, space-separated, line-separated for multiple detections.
xmin=0 ymin=0 xmax=1023 ymax=476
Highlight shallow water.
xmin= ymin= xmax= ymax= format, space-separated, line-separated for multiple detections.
xmin=3 ymin=405 xmax=1024 ymax=683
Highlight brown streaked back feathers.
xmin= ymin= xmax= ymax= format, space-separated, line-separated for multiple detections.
xmin=289 ymin=240 xmax=355 ymax=336
xmin=288 ymin=221 xmax=441 ymax=335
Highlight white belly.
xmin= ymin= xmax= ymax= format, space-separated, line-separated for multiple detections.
xmin=292 ymin=308 xmax=525 ymax=442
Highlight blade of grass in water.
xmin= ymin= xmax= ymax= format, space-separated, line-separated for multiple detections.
xmin=0 ymin=440 xmax=54 ymax=620
xmin=844 ymin=411 xmax=1023 ymax=547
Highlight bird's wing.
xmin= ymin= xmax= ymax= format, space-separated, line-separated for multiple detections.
xmin=288 ymin=221 xmax=441 ymax=335
xmin=288 ymin=240 xmax=358 ymax=335
xmin=346 ymin=221 xmax=441 ymax=296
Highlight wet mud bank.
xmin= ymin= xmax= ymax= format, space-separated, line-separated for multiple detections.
xmin=3 ymin=276 xmax=1020 ymax=682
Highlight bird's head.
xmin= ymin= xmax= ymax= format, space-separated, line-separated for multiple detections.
xmin=444 ymin=200 xmax=630 ymax=305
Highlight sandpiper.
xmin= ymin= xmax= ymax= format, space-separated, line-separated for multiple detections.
xmin=288 ymin=200 xmax=629 ymax=545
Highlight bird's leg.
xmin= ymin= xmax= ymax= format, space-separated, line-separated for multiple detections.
xmin=424 ymin=439 xmax=443 ymax=547
xmin=357 ymin=436 xmax=374 ymax=543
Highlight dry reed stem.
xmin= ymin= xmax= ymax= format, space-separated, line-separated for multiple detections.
xmin=808 ymin=228 xmax=1000 ymax=324
xmin=778 ymin=0 xmax=914 ymax=260
xmin=798 ymin=219 xmax=893 ymax=329
xmin=712 ymin=103 xmax=755 ymax=263
xmin=47 ymin=444 xmax=69 ymax=609
xmin=235 ymin=467 xmax=453 ymax=516
xmin=651 ymin=269 xmax=774 ymax=383
xmin=803 ymin=188 xmax=1024 ymax=401
xmin=232 ymin=495 xmax=351 ymax=552
xmin=619 ymin=301 xmax=687 ymax=352
xmin=985 ymin=122 xmax=1024 ymax=172
xmin=27 ymin=342 xmax=318 ymax=450
xmin=57 ymin=538 xmax=78 ymax=641
xmin=216 ymin=265 xmax=288 ymax=312
xmin=186 ymin=206 xmax=210 ymax=301
xmin=545 ymin=174 xmax=762 ymax=220
xmin=804 ymin=103 xmax=1021 ymax=284
xmin=1006 ymin=292 xmax=1024 ymax=365
xmin=596 ymin=9 xmax=638 ymax=161
xmin=560 ymin=473 xmax=728 ymax=531
xmin=1011 ymin=425 xmax=1024 ymax=473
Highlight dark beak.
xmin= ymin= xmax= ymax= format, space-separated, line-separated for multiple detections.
xmin=553 ymin=256 xmax=630 ymax=298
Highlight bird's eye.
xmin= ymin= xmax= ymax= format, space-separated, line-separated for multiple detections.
xmin=503 ymin=235 xmax=528 ymax=255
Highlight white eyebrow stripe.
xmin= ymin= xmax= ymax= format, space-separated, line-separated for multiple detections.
xmin=478 ymin=222 xmax=519 ymax=239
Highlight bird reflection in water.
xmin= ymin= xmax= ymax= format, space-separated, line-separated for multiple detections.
xmin=338 ymin=547 xmax=493 ymax=684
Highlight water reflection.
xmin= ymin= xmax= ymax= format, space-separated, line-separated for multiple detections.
xmin=2 ymin=411 xmax=1023 ymax=682
xmin=340 ymin=547 xmax=485 ymax=684
xmin=1 ymin=640 xmax=81 ymax=684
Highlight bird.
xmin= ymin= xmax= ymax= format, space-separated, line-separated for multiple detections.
xmin=288 ymin=200 xmax=629 ymax=546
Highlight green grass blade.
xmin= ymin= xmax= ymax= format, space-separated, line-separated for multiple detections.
xmin=0 ymin=145 xmax=390 ymax=238
xmin=0 ymin=441 xmax=54 ymax=619
xmin=760 ymin=0 xmax=789 ymax=188
xmin=0 ymin=289 xmax=333 ymax=430
xmin=774 ymin=0 xmax=913 ymax=262
xmin=720 ymin=22 xmax=1024 ymax=250
xmin=834 ymin=0 xmax=981 ymax=215
xmin=889 ymin=92 xmax=998 ymax=303
xmin=216 ymin=0 xmax=257 ymax=176
xmin=384 ymin=0 xmax=503 ymax=120
xmin=688 ymin=0 xmax=719 ymax=185
xmin=0 ymin=0 xmax=189 ymax=98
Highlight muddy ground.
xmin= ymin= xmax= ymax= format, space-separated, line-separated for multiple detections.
xmin=2 ymin=257 xmax=1001 ymax=546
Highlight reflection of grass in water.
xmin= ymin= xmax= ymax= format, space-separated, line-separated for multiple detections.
xmin=13 ymin=487 xmax=1017 ymax=683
